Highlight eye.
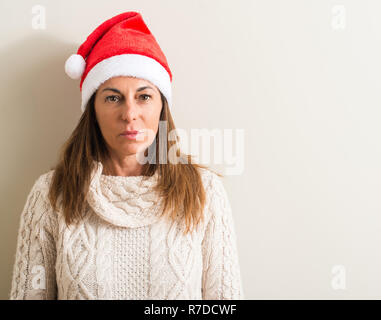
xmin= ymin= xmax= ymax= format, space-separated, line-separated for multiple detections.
xmin=140 ymin=94 xmax=152 ymax=101
xmin=105 ymin=95 xmax=120 ymax=103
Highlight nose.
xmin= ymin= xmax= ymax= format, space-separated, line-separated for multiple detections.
xmin=121 ymin=96 xmax=139 ymax=122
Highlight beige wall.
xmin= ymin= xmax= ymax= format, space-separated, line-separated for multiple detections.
xmin=1 ymin=0 xmax=381 ymax=299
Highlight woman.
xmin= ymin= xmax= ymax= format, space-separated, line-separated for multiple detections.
xmin=9 ymin=11 xmax=244 ymax=300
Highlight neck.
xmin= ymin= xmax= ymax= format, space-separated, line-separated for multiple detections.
xmin=102 ymin=157 xmax=144 ymax=177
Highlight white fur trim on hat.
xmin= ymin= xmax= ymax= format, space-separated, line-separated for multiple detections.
xmin=80 ymin=54 xmax=172 ymax=113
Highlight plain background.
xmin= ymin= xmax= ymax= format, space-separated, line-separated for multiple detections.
xmin=1 ymin=0 xmax=381 ymax=299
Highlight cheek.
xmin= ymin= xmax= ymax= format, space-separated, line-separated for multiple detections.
xmin=141 ymin=99 xmax=160 ymax=119
xmin=96 ymin=111 xmax=118 ymax=139
xmin=145 ymin=111 xmax=161 ymax=132
xmin=140 ymin=109 xmax=161 ymax=142
xmin=97 ymin=112 xmax=112 ymax=130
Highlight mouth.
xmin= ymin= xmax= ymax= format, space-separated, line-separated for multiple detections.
xmin=120 ymin=130 xmax=144 ymax=140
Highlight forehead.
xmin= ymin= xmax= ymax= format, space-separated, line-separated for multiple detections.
xmin=99 ymin=76 xmax=158 ymax=91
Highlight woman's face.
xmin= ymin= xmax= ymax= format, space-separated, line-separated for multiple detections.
xmin=94 ymin=76 xmax=163 ymax=157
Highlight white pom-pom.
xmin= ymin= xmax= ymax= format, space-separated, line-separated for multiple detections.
xmin=65 ymin=54 xmax=86 ymax=79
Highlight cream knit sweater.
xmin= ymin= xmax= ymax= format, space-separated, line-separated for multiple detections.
xmin=9 ymin=161 xmax=244 ymax=300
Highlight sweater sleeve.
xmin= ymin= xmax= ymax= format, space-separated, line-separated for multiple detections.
xmin=201 ymin=173 xmax=244 ymax=300
xmin=9 ymin=174 xmax=58 ymax=300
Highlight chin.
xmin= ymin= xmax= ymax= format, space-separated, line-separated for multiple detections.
xmin=124 ymin=143 xmax=148 ymax=154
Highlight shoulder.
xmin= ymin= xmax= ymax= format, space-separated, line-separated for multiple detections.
xmin=198 ymin=166 xmax=226 ymax=196
xmin=16 ymin=169 xmax=58 ymax=233
xmin=22 ymin=169 xmax=56 ymax=217
xmin=198 ymin=166 xmax=222 ymax=188
xmin=197 ymin=167 xmax=231 ymax=219
xmin=36 ymin=169 xmax=55 ymax=186
xmin=30 ymin=169 xmax=55 ymax=195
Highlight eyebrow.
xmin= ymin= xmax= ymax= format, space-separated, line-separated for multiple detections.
xmin=101 ymin=86 xmax=155 ymax=94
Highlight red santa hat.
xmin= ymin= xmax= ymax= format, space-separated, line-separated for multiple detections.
xmin=64 ymin=11 xmax=173 ymax=113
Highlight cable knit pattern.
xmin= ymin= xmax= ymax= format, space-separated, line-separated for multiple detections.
xmin=9 ymin=161 xmax=244 ymax=300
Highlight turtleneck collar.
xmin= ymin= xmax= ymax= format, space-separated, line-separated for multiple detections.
xmin=86 ymin=160 xmax=164 ymax=228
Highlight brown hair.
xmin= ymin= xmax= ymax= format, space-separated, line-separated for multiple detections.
xmin=47 ymin=90 xmax=222 ymax=235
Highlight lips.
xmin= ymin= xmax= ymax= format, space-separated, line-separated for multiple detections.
xmin=121 ymin=130 xmax=140 ymax=135
xmin=120 ymin=129 xmax=145 ymax=141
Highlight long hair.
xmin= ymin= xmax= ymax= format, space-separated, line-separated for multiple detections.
xmin=47 ymin=90 xmax=221 ymax=235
